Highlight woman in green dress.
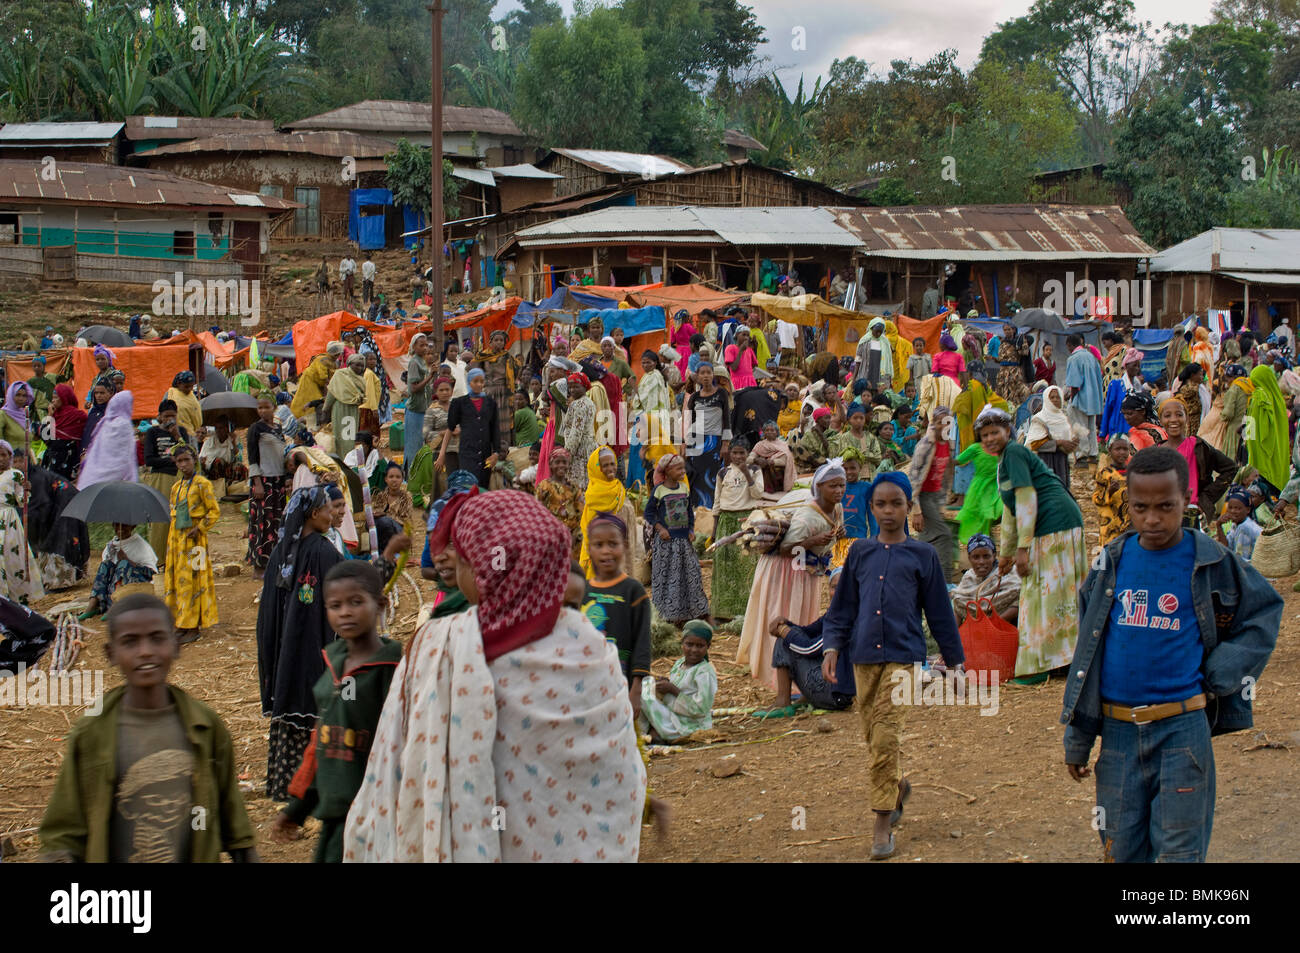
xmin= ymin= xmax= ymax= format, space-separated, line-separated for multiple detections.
xmin=954 ymin=440 xmax=1002 ymax=544
xmin=977 ymin=405 xmax=1085 ymax=683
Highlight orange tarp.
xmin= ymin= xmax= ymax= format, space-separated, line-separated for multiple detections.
xmin=895 ymin=313 xmax=947 ymax=359
xmin=577 ymin=282 xmax=662 ymax=300
xmin=292 ymin=311 xmax=435 ymax=369
xmin=6 ymin=345 xmax=189 ymax=420
xmin=631 ymin=284 xmax=745 ymax=317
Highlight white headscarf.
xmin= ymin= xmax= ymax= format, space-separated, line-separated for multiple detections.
xmin=811 ymin=457 xmax=846 ymax=498
xmin=1026 ymin=385 xmax=1073 ymax=443
xmin=102 ymin=533 xmax=159 ymax=573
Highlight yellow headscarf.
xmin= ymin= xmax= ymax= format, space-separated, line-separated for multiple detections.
xmin=579 ymin=446 xmax=626 ymax=576
xmin=952 ymin=378 xmax=1006 ymax=449
xmin=885 ymin=320 xmax=913 ymax=390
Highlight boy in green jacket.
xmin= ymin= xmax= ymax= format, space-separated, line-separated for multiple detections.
xmin=39 ymin=593 xmax=258 ymax=862
xmin=272 ymin=561 xmax=401 ymax=862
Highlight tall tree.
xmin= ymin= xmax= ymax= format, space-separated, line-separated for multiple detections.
xmin=1107 ymin=95 xmax=1235 ymax=246
xmin=512 ymin=8 xmax=650 ymax=151
xmin=980 ymin=0 xmax=1160 ymax=160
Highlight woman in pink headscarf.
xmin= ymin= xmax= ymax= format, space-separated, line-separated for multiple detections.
xmin=672 ymin=309 xmax=696 ymax=380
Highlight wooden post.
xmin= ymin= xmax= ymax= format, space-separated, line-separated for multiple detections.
xmin=429 ymin=0 xmax=445 ymax=355
xmin=786 ymin=248 xmax=794 ymax=281
xmin=1243 ymin=280 xmax=1249 ymax=327
xmin=710 ymin=247 xmax=716 ymax=284
xmin=661 ymin=246 xmax=668 ymax=283
xmin=904 ymin=261 xmax=911 ymax=315
xmin=591 ymin=246 xmax=598 ymax=285
xmin=753 ymin=248 xmax=759 ymax=291
xmin=1011 ymin=263 xmax=1018 ymax=302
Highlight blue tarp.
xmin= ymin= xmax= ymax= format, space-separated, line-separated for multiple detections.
xmin=273 ymin=330 xmax=294 ymax=345
xmin=570 ymin=289 xmax=620 ymax=310
xmin=514 ymin=285 xmax=576 ymax=327
xmin=402 ymin=207 xmax=425 ymax=249
xmin=579 ymin=306 xmax=667 ymax=338
xmin=1133 ymin=327 xmax=1178 ymax=383
xmin=349 ymin=188 xmax=392 ymax=250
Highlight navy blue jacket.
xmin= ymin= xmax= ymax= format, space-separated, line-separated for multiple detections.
xmin=1062 ymin=529 xmax=1281 ymax=765
xmin=822 ymin=537 xmax=964 ymax=667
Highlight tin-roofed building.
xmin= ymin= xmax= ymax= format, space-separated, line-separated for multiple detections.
xmin=132 ymin=131 xmax=394 ymax=239
xmin=0 ymin=122 xmax=125 ymax=164
xmin=285 ymin=100 xmax=536 ymax=165
xmin=0 ymin=160 xmax=298 ymax=286
xmin=1149 ymin=227 xmax=1300 ymax=332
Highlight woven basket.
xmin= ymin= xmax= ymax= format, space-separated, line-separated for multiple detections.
xmin=1251 ymin=520 xmax=1300 ymax=578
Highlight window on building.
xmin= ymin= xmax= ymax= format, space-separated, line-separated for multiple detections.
xmin=294 ymin=187 xmax=320 ymax=235
xmin=0 ymin=213 xmax=17 ymax=244
xmin=173 ymin=230 xmax=195 ymax=257
xmin=259 ymin=184 xmax=283 ymax=198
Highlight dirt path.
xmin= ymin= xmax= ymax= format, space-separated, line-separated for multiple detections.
xmin=2 ymin=493 xmax=1297 ymax=863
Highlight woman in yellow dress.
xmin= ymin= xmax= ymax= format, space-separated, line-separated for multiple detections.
xmin=164 ymin=444 xmax=219 ymax=642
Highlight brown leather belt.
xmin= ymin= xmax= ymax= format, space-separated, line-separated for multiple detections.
xmin=1102 ymin=693 xmax=1206 ymax=725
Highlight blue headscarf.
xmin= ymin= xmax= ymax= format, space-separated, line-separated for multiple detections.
xmin=425 ymin=470 xmax=480 ymax=533
xmin=865 ymin=470 xmax=913 ymax=537
xmin=967 ymin=533 xmax=996 ymax=554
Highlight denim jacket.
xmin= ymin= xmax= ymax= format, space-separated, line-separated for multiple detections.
xmin=1061 ymin=529 xmax=1280 ymax=765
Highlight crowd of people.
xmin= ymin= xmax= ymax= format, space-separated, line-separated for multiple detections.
xmin=3 ymin=300 xmax=1290 ymax=864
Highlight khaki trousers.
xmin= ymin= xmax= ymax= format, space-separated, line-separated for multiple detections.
xmin=853 ymin=662 xmax=912 ymax=812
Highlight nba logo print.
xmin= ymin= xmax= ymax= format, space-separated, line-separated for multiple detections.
xmin=1117 ymin=589 xmax=1148 ymax=626
xmin=1158 ymin=593 xmax=1178 ymax=614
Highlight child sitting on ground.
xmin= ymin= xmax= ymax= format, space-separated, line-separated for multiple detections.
xmin=761 ymin=567 xmax=856 ymax=719
xmin=40 ymin=593 xmax=258 ymax=862
xmin=1213 ymin=485 xmax=1262 ymax=561
xmin=894 ymin=406 xmax=919 ymax=456
xmin=81 ymin=523 xmax=158 ymax=620
xmin=273 ymin=562 xmax=401 ymax=862
xmin=950 ymin=534 xmax=1020 ymax=624
xmin=639 ymin=619 xmax=718 ymax=744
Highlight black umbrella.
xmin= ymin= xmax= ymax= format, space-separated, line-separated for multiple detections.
xmin=329 ymin=452 xmax=365 ymax=512
xmin=200 ymin=391 xmax=260 ymax=428
xmin=61 ymin=481 xmax=170 ymax=525
xmin=77 ymin=325 xmax=134 ymax=347
xmin=1011 ymin=308 xmax=1068 ymax=333
xmin=202 ymin=365 xmax=230 ymax=394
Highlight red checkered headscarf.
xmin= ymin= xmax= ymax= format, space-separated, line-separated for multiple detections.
xmin=449 ymin=489 xmax=571 ymax=661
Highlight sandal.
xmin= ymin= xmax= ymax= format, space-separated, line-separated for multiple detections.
xmin=1010 ymin=673 xmax=1049 ymax=686
xmin=753 ymin=705 xmax=798 ymax=720
xmin=890 ymin=777 xmax=911 ymax=827
xmin=870 ymin=833 xmax=896 ymax=860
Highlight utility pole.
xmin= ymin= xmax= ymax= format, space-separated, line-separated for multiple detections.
xmin=429 ymin=0 xmax=445 ymax=355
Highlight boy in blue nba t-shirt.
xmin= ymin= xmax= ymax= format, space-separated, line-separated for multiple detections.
xmin=1061 ymin=446 xmax=1281 ymax=862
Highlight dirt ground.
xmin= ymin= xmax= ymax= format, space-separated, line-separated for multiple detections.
xmin=1 ymin=243 xmax=489 ymax=346
xmin=2 ymin=463 xmax=1297 ymax=863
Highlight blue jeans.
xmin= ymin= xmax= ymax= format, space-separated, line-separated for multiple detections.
xmin=404 ymin=410 xmax=424 ymax=473
xmin=1095 ymin=710 xmax=1215 ymax=862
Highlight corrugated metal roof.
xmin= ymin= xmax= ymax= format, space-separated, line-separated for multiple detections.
xmin=287 ymin=100 xmax=524 ymax=137
xmin=514 ymin=205 xmax=860 ymax=246
xmin=723 ymin=129 xmax=767 ymax=151
xmin=133 ymin=130 xmax=393 ymax=159
xmin=451 ymin=167 xmax=495 ymax=187
xmin=833 ymin=204 xmax=1154 ymax=259
xmin=519 ymin=235 xmax=725 ymax=247
xmin=124 ymin=116 xmax=275 ymax=140
xmin=1219 ymin=271 xmax=1300 ymax=285
xmin=0 ymin=121 xmax=124 ymax=142
xmin=1149 ymin=228 xmax=1300 ymax=274
xmin=0 ymin=160 xmax=299 ymax=211
xmin=487 ymin=163 xmax=562 ymax=179
xmin=548 ymin=148 xmax=692 ymax=177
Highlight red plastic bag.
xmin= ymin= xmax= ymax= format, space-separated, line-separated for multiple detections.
xmin=957 ymin=597 xmax=1018 ymax=684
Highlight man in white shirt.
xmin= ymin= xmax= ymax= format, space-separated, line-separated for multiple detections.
xmin=361 ymin=253 xmax=376 ymax=306
xmin=442 ymin=339 xmax=468 ymax=397
xmin=1274 ymin=317 xmax=1294 ymax=355
xmin=339 ymin=254 xmax=356 ymax=303
xmin=776 ymin=319 xmax=799 ymax=367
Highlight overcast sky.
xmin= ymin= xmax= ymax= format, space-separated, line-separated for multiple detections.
xmin=497 ymin=0 xmax=1220 ymax=91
